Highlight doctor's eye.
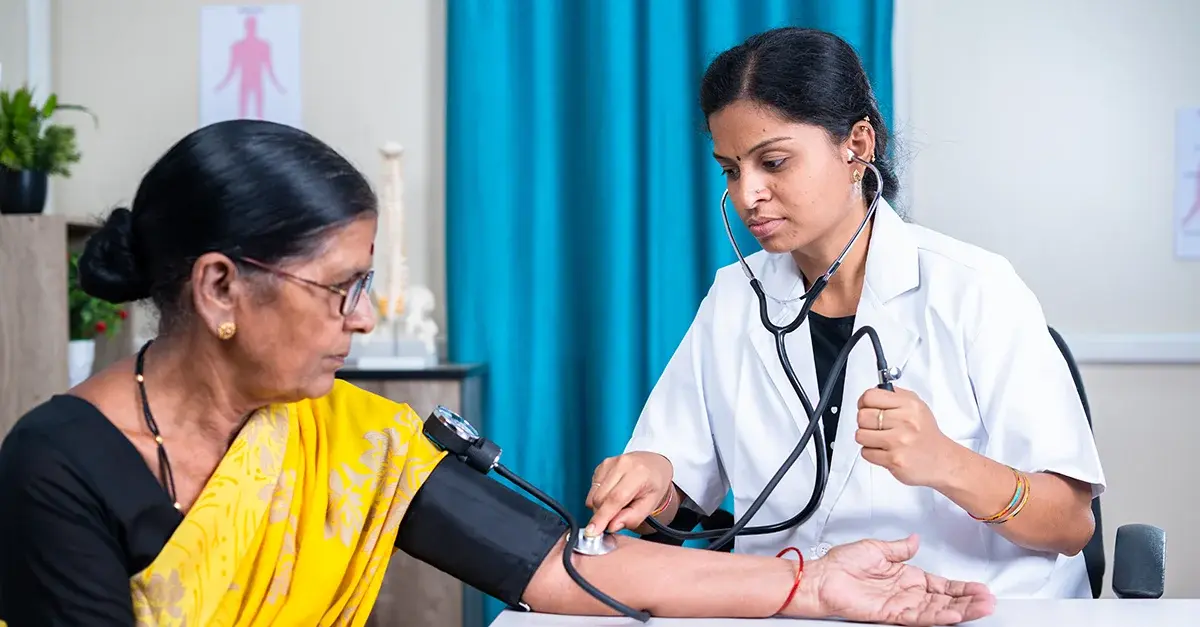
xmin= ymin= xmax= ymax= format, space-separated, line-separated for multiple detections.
xmin=720 ymin=167 xmax=740 ymax=181
xmin=762 ymin=158 xmax=788 ymax=171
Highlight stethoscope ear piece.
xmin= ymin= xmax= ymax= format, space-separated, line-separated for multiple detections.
xmin=846 ymin=148 xmax=856 ymax=164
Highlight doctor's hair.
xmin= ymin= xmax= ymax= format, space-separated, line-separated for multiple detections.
xmin=77 ymin=119 xmax=377 ymax=333
xmin=699 ymin=27 xmax=899 ymax=206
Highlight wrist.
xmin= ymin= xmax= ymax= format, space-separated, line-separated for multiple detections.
xmin=650 ymin=485 xmax=674 ymax=517
xmin=777 ymin=555 xmax=826 ymax=619
xmin=928 ymin=436 xmax=973 ymax=493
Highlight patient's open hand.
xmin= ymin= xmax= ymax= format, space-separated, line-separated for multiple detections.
xmin=791 ymin=534 xmax=996 ymax=626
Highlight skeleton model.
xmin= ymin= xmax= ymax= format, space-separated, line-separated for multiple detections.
xmin=378 ymin=141 xmax=409 ymax=323
xmin=403 ymin=284 xmax=439 ymax=356
xmin=350 ymin=141 xmax=438 ymax=367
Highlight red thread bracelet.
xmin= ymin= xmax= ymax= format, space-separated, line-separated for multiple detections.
xmin=773 ymin=546 xmax=804 ymax=616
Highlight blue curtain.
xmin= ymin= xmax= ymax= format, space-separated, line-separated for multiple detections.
xmin=447 ymin=2 xmax=891 ymax=623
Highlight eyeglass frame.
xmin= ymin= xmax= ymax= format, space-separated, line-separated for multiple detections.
xmin=236 ymin=256 xmax=374 ymax=317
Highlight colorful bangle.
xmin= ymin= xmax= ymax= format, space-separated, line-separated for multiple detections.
xmin=997 ymin=475 xmax=1032 ymax=524
xmin=971 ymin=467 xmax=1031 ymax=525
xmin=650 ymin=487 xmax=673 ymax=518
xmin=773 ymin=546 xmax=805 ymax=616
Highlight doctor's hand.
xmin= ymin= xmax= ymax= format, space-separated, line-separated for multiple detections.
xmin=585 ymin=452 xmax=674 ymax=536
xmin=793 ymin=534 xmax=996 ymax=625
xmin=855 ymin=387 xmax=958 ymax=488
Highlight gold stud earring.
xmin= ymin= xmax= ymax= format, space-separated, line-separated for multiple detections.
xmin=852 ymin=170 xmax=863 ymax=183
xmin=217 ymin=321 xmax=237 ymax=340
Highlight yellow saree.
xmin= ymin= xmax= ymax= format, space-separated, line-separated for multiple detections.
xmin=128 ymin=379 xmax=448 ymax=626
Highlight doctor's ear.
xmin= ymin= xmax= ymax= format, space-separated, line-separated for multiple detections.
xmin=843 ymin=119 xmax=877 ymax=166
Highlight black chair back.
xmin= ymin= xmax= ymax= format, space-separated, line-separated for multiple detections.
xmin=1047 ymin=326 xmax=1105 ymax=599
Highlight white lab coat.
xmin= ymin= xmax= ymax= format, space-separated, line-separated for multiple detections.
xmin=624 ymin=199 xmax=1106 ymax=598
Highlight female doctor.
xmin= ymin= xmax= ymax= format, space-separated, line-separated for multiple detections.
xmin=586 ymin=27 xmax=1107 ymax=599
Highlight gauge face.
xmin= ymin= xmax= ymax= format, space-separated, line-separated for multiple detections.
xmin=433 ymin=405 xmax=480 ymax=442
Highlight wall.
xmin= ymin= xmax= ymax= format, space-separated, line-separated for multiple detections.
xmin=0 ymin=0 xmax=29 ymax=91
xmin=49 ymin=0 xmax=448 ymax=338
xmin=896 ymin=0 xmax=1200 ymax=597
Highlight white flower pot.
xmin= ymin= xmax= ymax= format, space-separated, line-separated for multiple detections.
xmin=68 ymin=339 xmax=96 ymax=388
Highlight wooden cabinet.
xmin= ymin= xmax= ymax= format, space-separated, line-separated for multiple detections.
xmin=0 ymin=216 xmax=69 ymax=436
xmin=0 ymin=215 xmax=130 ymax=439
xmin=337 ymin=364 xmax=486 ymax=627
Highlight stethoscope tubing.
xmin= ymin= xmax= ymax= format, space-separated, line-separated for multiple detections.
xmin=644 ymin=155 xmax=895 ymax=547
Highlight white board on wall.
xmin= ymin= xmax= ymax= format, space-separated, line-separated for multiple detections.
xmin=199 ymin=4 xmax=302 ymax=129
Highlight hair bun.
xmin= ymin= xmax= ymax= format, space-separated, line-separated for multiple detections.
xmin=77 ymin=207 xmax=151 ymax=303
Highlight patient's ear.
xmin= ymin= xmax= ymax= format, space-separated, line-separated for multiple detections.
xmin=190 ymin=252 xmax=243 ymax=334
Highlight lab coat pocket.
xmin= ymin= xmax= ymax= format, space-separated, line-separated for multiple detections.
xmin=869 ymin=437 xmax=989 ymax=583
xmin=926 ymin=437 xmax=991 ymax=582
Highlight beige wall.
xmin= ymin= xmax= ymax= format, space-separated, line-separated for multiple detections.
xmin=0 ymin=0 xmax=29 ymax=91
xmin=898 ymin=0 xmax=1200 ymax=597
xmin=50 ymin=0 xmax=447 ymax=336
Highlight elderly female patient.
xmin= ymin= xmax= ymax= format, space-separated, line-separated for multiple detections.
xmin=0 ymin=120 xmax=994 ymax=626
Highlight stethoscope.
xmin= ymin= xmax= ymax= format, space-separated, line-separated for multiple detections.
xmin=640 ymin=149 xmax=900 ymax=551
xmin=419 ymin=150 xmax=900 ymax=623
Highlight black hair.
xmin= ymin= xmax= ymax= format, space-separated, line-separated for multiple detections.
xmin=699 ymin=27 xmax=899 ymax=205
xmin=78 ymin=119 xmax=376 ymax=331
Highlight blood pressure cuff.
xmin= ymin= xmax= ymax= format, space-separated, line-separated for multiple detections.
xmin=395 ymin=456 xmax=567 ymax=609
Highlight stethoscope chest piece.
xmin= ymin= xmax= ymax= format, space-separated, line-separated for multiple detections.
xmin=572 ymin=531 xmax=619 ymax=556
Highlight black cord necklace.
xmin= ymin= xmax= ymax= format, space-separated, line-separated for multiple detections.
xmin=135 ymin=339 xmax=181 ymax=512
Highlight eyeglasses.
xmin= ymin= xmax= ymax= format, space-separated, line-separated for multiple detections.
xmin=238 ymin=257 xmax=374 ymax=316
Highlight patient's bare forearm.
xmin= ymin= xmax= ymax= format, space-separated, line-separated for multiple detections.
xmin=521 ymin=534 xmax=817 ymax=618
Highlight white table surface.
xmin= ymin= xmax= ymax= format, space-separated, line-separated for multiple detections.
xmin=489 ymin=599 xmax=1198 ymax=626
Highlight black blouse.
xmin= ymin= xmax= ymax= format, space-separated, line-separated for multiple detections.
xmin=808 ymin=311 xmax=856 ymax=463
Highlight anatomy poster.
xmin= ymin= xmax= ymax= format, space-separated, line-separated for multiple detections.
xmin=199 ymin=4 xmax=301 ymax=129
xmin=1176 ymin=107 xmax=1200 ymax=259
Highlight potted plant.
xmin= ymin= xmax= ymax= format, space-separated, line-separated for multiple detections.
xmin=67 ymin=252 xmax=127 ymax=386
xmin=0 ymin=85 xmax=96 ymax=215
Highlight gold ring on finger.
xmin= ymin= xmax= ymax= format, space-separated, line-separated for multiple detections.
xmin=877 ymin=410 xmax=885 ymax=430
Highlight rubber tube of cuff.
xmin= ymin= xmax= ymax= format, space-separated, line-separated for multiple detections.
xmin=494 ymin=465 xmax=652 ymax=622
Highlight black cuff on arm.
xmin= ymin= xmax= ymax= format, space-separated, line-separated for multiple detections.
xmin=396 ymin=457 xmax=567 ymax=609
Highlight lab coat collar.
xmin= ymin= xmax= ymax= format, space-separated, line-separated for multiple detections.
xmin=750 ymin=198 xmax=918 ymax=310
xmin=863 ymin=198 xmax=920 ymax=303
xmin=746 ymin=199 xmax=922 ymax=523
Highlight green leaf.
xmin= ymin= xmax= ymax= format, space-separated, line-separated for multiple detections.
xmin=41 ymin=93 xmax=57 ymax=117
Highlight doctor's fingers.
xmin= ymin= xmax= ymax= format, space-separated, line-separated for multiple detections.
xmin=587 ymin=479 xmax=654 ymax=534
xmin=857 ymin=386 xmax=910 ymax=410
xmin=856 ymin=406 xmax=918 ymax=432
xmin=586 ymin=468 xmax=624 ymax=509
xmin=854 ymin=427 xmax=904 ymax=450
xmin=586 ymin=456 xmax=624 ymax=507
